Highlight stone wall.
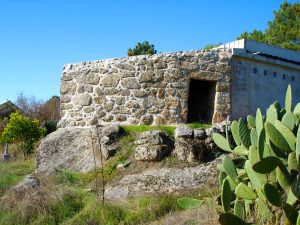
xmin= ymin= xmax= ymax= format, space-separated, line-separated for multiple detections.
xmin=58 ymin=49 xmax=232 ymax=128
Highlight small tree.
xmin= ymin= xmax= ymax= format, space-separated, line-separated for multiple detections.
xmin=127 ymin=41 xmax=157 ymax=56
xmin=0 ymin=112 xmax=45 ymax=158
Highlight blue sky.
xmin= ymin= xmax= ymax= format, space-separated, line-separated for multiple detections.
xmin=0 ymin=0 xmax=296 ymax=103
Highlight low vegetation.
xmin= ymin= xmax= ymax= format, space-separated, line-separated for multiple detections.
xmin=0 ymin=155 xmax=219 ymax=225
xmin=121 ymin=122 xmax=211 ymax=137
xmin=0 ymin=119 xmax=213 ymax=225
xmin=0 ymin=158 xmax=35 ymax=197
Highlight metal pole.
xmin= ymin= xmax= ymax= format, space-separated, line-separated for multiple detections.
xmin=3 ymin=142 xmax=9 ymax=161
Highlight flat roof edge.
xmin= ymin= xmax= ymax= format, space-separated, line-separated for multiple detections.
xmin=218 ymin=39 xmax=300 ymax=64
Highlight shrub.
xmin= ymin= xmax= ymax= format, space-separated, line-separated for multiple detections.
xmin=43 ymin=120 xmax=57 ymax=135
xmin=0 ymin=112 xmax=46 ymax=157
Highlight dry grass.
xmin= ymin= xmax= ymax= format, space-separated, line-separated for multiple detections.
xmin=2 ymin=175 xmax=60 ymax=210
xmin=0 ymin=174 xmax=84 ymax=225
xmin=148 ymin=204 xmax=219 ymax=225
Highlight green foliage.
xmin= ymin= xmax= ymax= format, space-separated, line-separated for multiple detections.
xmin=214 ymin=85 xmax=300 ymax=224
xmin=234 ymin=183 xmax=256 ymax=200
xmin=0 ymin=158 xmax=181 ymax=225
xmin=233 ymin=200 xmax=245 ymax=220
xmin=203 ymin=42 xmax=222 ymax=50
xmin=221 ymin=179 xmax=232 ymax=212
xmin=218 ymin=213 xmax=249 ymax=225
xmin=213 ymin=133 xmax=232 ymax=152
xmin=264 ymin=183 xmax=282 ymax=207
xmin=237 ymin=1 xmax=300 ymax=51
xmin=0 ymin=112 xmax=45 ymax=157
xmin=127 ymin=41 xmax=157 ymax=56
xmin=256 ymin=198 xmax=272 ymax=221
xmin=231 ymin=121 xmax=241 ymax=146
xmin=43 ymin=120 xmax=57 ymax=135
xmin=238 ymin=29 xmax=266 ymax=43
xmin=238 ymin=119 xmax=251 ymax=148
xmin=223 ymin=156 xmax=237 ymax=180
xmin=176 ymin=197 xmax=203 ymax=209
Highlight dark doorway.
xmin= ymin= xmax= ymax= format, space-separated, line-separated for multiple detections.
xmin=187 ymin=79 xmax=216 ymax=123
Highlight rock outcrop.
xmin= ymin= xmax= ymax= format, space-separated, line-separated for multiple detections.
xmin=36 ymin=125 xmax=120 ymax=174
xmin=11 ymin=175 xmax=40 ymax=193
xmin=105 ymin=156 xmax=222 ymax=200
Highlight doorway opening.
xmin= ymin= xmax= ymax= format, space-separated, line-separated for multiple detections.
xmin=187 ymin=79 xmax=216 ymax=123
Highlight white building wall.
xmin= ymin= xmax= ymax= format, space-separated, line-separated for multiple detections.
xmin=231 ymin=56 xmax=300 ymax=119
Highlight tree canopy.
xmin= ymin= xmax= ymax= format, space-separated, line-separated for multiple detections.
xmin=237 ymin=0 xmax=300 ymax=51
xmin=128 ymin=41 xmax=157 ymax=56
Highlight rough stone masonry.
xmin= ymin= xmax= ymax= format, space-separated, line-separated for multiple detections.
xmin=58 ymin=49 xmax=232 ymax=128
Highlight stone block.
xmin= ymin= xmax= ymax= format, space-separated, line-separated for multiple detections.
xmin=194 ymin=128 xmax=207 ymax=140
xmin=190 ymin=71 xmax=222 ymax=80
xmin=74 ymin=94 xmax=92 ymax=106
xmin=140 ymin=115 xmax=153 ymax=125
xmin=134 ymin=130 xmax=174 ymax=161
xmin=100 ymin=74 xmax=120 ymax=87
xmin=61 ymin=81 xmax=76 ymax=95
xmin=121 ymin=78 xmax=141 ymax=89
xmin=173 ymin=138 xmax=206 ymax=162
xmin=174 ymin=126 xmax=193 ymax=138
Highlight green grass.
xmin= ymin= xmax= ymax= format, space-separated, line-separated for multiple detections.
xmin=121 ymin=125 xmax=176 ymax=137
xmin=0 ymin=123 xmax=214 ymax=225
xmin=186 ymin=122 xmax=211 ymax=129
xmin=121 ymin=123 xmax=211 ymax=137
xmin=0 ymin=159 xmax=35 ymax=196
xmin=62 ymin=194 xmax=180 ymax=225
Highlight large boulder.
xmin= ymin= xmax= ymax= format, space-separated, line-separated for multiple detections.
xmin=134 ymin=130 xmax=174 ymax=161
xmin=36 ymin=127 xmax=99 ymax=174
xmin=36 ymin=125 xmax=120 ymax=174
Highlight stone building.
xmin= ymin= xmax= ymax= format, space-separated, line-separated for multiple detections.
xmin=58 ymin=39 xmax=300 ymax=128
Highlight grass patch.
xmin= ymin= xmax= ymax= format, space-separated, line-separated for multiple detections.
xmin=121 ymin=123 xmax=211 ymax=138
xmin=186 ymin=122 xmax=211 ymax=129
xmin=0 ymin=157 xmax=217 ymax=225
xmin=62 ymin=194 xmax=179 ymax=225
xmin=0 ymin=159 xmax=35 ymax=196
xmin=0 ymin=182 xmax=85 ymax=225
xmin=121 ymin=125 xmax=176 ymax=137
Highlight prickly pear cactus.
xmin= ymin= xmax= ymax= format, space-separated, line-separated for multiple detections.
xmin=213 ymin=84 xmax=300 ymax=225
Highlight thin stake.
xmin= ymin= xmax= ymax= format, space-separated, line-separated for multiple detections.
xmin=90 ymin=132 xmax=99 ymax=196
xmin=95 ymin=125 xmax=105 ymax=204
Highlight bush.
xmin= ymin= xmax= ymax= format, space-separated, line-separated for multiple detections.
xmin=43 ymin=120 xmax=57 ymax=135
xmin=0 ymin=112 xmax=45 ymax=157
